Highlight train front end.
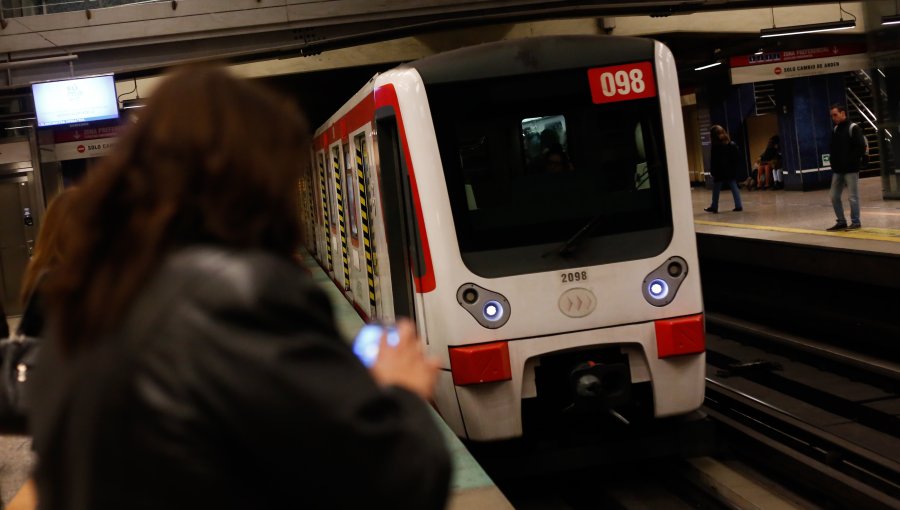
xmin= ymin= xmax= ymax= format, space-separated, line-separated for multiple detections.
xmin=385 ymin=36 xmax=704 ymax=441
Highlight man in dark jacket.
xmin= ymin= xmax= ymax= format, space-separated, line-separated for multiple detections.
xmin=827 ymin=104 xmax=867 ymax=231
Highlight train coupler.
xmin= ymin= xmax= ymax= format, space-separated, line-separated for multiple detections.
xmin=568 ymin=360 xmax=632 ymax=412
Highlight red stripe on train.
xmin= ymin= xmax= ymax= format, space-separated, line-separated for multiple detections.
xmin=374 ymin=84 xmax=436 ymax=294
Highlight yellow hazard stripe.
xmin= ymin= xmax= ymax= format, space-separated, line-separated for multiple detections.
xmin=357 ymin=146 xmax=377 ymax=311
xmin=334 ymin=155 xmax=350 ymax=284
xmin=318 ymin=159 xmax=332 ymax=270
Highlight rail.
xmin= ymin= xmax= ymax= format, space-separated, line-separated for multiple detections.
xmin=705 ymin=381 xmax=900 ymax=510
xmin=847 ymin=87 xmax=877 ymax=132
xmin=704 ymin=310 xmax=900 ymax=509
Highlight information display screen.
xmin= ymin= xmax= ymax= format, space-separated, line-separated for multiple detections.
xmin=32 ymin=75 xmax=119 ymax=127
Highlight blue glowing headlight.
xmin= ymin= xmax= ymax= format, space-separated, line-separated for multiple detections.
xmin=482 ymin=300 xmax=504 ymax=322
xmin=648 ymin=279 xmax=669 ymax=300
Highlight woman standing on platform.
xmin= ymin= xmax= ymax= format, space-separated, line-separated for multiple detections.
xmin=29 ymin=66 xmax=450 ymax=510
xmin=704 ymin=124 xmax=744 ymax=213
xmin=17 ymin=189 xmax=79 ymax=338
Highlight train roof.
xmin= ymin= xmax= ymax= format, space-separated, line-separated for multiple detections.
xmin=405 ymin=35 xmax=657 ymax=85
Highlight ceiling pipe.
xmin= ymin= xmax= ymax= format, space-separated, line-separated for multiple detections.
xmin=0 ymin=54 xmax=78 ymax=71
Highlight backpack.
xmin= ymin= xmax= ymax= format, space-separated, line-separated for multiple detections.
xmin=850 ymin=122 xmax=870 ymax=159
xmin=837 ymin=122 xmax=869 ymax=169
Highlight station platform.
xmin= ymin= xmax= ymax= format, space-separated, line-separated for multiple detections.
xmin=691 ymin=176 xmax=900 ymax=255
xmin=304 ymin=254 xmax=513 ymax=510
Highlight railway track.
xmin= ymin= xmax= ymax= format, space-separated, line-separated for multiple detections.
xmin=704 ymin=313 xmax=900 ymax=510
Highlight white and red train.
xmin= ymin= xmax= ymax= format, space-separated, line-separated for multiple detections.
xmin=302 ymin=35 xmax=705 ymax=441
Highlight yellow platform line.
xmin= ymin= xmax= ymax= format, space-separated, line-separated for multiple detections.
xmin=694 ymin=220 xmax=900 ymax=243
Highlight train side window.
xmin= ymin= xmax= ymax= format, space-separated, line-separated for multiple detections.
xmin=344 ymin=143 xmax=359 ymax=241
xmin=329 ymin=147 xmax=341 ymax=236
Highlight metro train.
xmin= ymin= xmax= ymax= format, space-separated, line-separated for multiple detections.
xmin=301 ymin=35 xmax=706 ymax=441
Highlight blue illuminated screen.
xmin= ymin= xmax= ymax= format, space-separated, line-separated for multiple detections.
xmin=32 ymin=75 xmax=119 ymax=127
xmin=352 ymin=324 xmax=399 ymax=367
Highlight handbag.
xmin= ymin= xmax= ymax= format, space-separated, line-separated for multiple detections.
xmin=0 ymin=278 xmax=45 ymax=432
xmin=0 ymin=332 xmax=39 ymax=430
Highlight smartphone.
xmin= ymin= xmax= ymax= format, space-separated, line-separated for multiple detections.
xmin=352 ymin=324 xmax=400 ymax=367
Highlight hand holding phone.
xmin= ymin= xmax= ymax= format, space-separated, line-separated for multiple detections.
xmin=357 ymin=318 xmax=440 ymax=401
xmin=352 ymin=324 xmax=399 ymax=368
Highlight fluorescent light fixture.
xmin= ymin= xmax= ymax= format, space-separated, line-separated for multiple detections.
xmin=883 ymin=14 xmax=900 ymax=25
xmin=754 ymin=49 xmax=764 ymax=55
xmin=694 ymin=61 xmax=722 ymax=71
xmin=760 ymin=19 xmax=855 ymax=38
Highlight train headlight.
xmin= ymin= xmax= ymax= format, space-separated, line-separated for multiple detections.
xmin=482 ymin=300 xmax=504 ymax=322
xmin=648 ymin=279 xmax=669 ymax=300
xmin=642 ymin=256 xmax=688 ymax=307
xmin=457 ymin=284 xmax=511 ymax=329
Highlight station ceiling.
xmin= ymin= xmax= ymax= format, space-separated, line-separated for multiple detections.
xmin=0 ymin=1 xmax=881 ymax=89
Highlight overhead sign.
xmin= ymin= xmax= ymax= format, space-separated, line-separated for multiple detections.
xmin=588 ymin=62 xmax=657 ymax=104
xmin=53 ymin=124 xmax=124 ymax=143
xmin=55 ymin=137 xmax=117 ymax=161
xmin=730 ymin=44 xmax=870 ymax=85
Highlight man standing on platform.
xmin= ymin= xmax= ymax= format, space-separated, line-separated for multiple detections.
xmin=826 ymin=104 xmax=867 ymax=231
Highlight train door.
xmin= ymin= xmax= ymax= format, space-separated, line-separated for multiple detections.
xmin=315 ymin=150 xmax=333 ymax=272
xmin=374 ymin=109 xmax=424 ymax=323
xmin=330 ymin=143 xmax=350 ymax=291
xmin=304 ymin=179 xmax=317 ymax=257
xmin=0 ymin=174 xmax=38 ymax=316
xmin=352 ymin=130 xmax=382 ymax=319
xmin=342 ymin=136 xmax=365 ymax=311
xmin=299 ymin=159 xmax=316 ymax=257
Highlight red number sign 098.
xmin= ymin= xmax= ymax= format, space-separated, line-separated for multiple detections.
xmin=587 ymin=62 xmax=656 ymax=104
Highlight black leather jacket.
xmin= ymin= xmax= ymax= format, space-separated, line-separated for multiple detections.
xmin=0 ymin=298 xmax=8 ymax=339
xmin=709 ymin=141 xmax=743 ymax=183
xmin=30 ymin=247 xmax=450 ymax=510
xmin=830 ymin=120 xmax=867 ymax=174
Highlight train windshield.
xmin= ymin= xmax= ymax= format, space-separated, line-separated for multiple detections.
xmin=428 ymin=67 xmax=674 ymax=277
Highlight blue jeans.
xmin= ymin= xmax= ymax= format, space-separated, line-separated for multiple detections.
xmin=830 ymin=172 xmax=860 ymax=225
xmin=710 ymin=179 xmax=742 ymax=210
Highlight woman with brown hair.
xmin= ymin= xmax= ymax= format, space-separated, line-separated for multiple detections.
xmin=29 ymin=66 xmax=450 ymax=510
xmin=16 ymin=188 xmax=78 ymax=337
xmin=704 ymin=124 xmax=744 ymax=213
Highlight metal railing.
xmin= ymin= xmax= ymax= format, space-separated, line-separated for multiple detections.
xmin=847 ymin=86 xmax=877 ymax=132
